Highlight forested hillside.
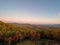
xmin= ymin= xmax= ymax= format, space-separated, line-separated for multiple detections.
xmin=0 ymin=21 xmax=60 ymax=45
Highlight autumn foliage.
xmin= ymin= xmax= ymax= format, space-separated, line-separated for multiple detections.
xmin=0 ymin=21 xmax=60 ymax=45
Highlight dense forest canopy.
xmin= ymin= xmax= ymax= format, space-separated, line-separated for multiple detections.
xmin=0 ymin=21 xmax=60 ymax=45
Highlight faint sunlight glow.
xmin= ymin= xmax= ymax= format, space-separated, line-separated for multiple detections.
xmin=0 ymin=16 xmax=60 ymax=24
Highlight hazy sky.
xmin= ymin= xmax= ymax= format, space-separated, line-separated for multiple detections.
xmin=0 ymin=0 xmax=60 ymax=24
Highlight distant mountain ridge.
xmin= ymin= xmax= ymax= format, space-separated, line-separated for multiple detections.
xmin=39 ymin=24 xmax=60 ymax=28
xmin=7 ymin=22 xmax=60 ymax=28
xmin=0 ymin=21 xmax=60 ymax=31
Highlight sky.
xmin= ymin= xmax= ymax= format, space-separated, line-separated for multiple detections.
xmin=0 ymin=0 xmax=60 ymax=24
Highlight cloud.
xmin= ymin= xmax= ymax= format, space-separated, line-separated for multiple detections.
xmin=58 ymin=13 xmax=60 ymax=16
